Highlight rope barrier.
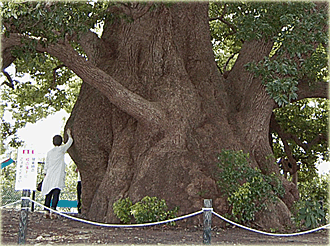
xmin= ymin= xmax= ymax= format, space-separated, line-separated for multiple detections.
xmin=2 ymin=197 xmax=329 ymax=237
xmin=0 ymin=200 xmax=21 ymax=209
xmin=212 ymin=211 xmax=330 ymax=237
xmin=26 ymin=198 xmax=203 ymax=228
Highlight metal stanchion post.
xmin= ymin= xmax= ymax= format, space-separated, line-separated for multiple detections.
xmin=31 ymin=191 xmax=35 ymax=212
xmin=203 ymin=199 xmax=212 ymax=244
xmin=18 ymin=189 xmax=30 ymax=244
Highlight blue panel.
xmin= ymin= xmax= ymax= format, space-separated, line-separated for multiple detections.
xmin=1 ymin=159 xmax=14 ymax=169
xmin=51 ymin=200 xmax=78 ymax=208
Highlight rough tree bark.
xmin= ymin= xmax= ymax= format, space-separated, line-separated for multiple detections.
xmin=2 ymin=2 xmax=327 ymax=229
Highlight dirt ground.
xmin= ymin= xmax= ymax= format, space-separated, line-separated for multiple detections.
xmin=1 ymin=208 xmax=328 ymax=245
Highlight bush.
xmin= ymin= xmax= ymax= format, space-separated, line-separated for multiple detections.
xmin=113 ymin=196 xmax=179 ymax=225
xmin=113 ymin=197 xmax=133 ymax=224
xmin=293 ymin=174 xmax=329 ymax=229
xmin=217 ymin=149 xmax=285 ymax=223
xmin=296 ymin=200 xmax=325 ymax=229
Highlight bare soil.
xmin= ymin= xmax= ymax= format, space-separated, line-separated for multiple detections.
xmin=1 ymin=208 xmax=328 ymax=245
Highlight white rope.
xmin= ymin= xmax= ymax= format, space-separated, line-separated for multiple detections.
xmin=28 ymin=198 xmax=203 ymax=228
xmin=0 ymin=200 xmax=21 ymax=209
xmin=4 ymin=197 xmax=328 ymax=237
xmin=212 ymin=211 xmax=330 ymax=237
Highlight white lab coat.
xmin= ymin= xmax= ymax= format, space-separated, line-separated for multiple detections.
xmin=41 ymin=136 xmax=73 ymax=196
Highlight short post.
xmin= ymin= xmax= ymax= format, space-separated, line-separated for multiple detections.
xmin=203 ymin=199 xmax=212 ymax=244
xmin=31 ymin=191 xmax=35 ymax=212
xmin=18 ymin=189 xmax=30 ymax=244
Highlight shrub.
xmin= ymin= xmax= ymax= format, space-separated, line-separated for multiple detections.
xmin=113 ymin=197 xmax=133 ymax=224
xmin=296 ymin=200 xmax=325 ymax=229
xmin=293 ymin=174 xmax=329 ymax=229
xmin=217 ymin=149 xmax=285 ymax=223
xmin=113 ymin=196 xmax=179 ymax=225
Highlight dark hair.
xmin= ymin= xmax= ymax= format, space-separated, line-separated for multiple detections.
xmin=53 ymin=135 xmax=63 ymax=146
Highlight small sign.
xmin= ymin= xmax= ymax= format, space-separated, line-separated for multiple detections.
xmin=15 ymin=148 xmax=38 ymax=191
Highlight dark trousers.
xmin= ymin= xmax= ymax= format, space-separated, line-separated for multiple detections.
xmin=44 ymin=188 xmax=61 ymax=211
xmin=77 ymin=181 xmax=82 ymax=214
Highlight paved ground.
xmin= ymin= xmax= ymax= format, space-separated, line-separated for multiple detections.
xmin=1 ymin=208 xmax=328 ymax=245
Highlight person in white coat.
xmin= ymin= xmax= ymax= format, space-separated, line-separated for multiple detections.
xmin=42 ymin=129 xmax=73 ymax=219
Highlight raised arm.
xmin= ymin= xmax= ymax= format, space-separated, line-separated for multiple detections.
xmin=61 ymin=129 xmax=73 ymax=153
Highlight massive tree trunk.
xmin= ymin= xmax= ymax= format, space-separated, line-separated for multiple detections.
xmin=61 ymin=3 xmax=300 ymax=229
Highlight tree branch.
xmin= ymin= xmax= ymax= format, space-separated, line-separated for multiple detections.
xmin=209 ymin=4 xmax=237 ymax=35
xmin=296 ymin=80 xmax=328 ymax=100
xmin=1 ymin=33 xmax=22 ymax=70
xmin=74 ymin=30 xmax=103 ymax=65
xmin=223 ymin=52 xmax=238 ymax=72
xmin=209 ymin=16 xmax=237 ymax=34
xmin=46 ymin=44 xmax=165 ymax=128
xmin=225 ymin=39 xmax=275 ymax=108
xmin=1 ymin=33 xmax=165 ymax=128
xmin=270 ymin=113 xmax=299 ymax=183
xmin=274 ymin=127 xmax=297 ymax=172
xmin=270 ymin=112 xmax=326 ymax=153
xmin=52 ymin=64 xmax=66 ymax=89
xmin=1 ymin=70 xmax=15 ymax=89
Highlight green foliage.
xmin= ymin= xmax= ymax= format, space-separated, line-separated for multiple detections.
xmin=113 ymin=196 xmax=179 ymax=225
xmin=293 ymin=174 xmax=329 ymax=229
xmin=1 ymin=71 xmax=81 ymax=148
xmin=272 ymin=98 xmax=329 ymax=182
xmin=113 ymin=197 xmax=133 ymax=224
xmin=0 ymin=1 xmax=113 ymax=148
xmin=131 ymin=196 xmax=179 ymax=224
xmin=297 ymin=201 xmax=325 ymax=229
xmin=1 ymin=161 xmax=22 ymax=204
xmin=62 ymin=162 xmax=79 ymax=201
xmin=299 ymin=174 xmax=329 ymax=204
xmin=209 ymin=3 xmax=242 ymax=73
xmin=0 ymin=1 xmax=135 ymax=149
xmin=1 ymin=1 xmax=113 ymax=46
xmin=1 ymin=45 xmax=82 ymax=147
xmin=217 ymin=149 xmax=285 ymax=223
xmin=209 ymin=2 xmax=328 ymax=106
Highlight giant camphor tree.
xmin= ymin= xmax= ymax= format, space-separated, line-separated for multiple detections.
xmin=1 ymin=2 xmax=328 ymax=229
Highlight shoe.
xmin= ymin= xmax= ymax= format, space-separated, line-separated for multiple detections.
xmin=50 ymin=213 xmax=57 ymax=219
xmin=44 ymin=212 xmax=50 ymax=219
